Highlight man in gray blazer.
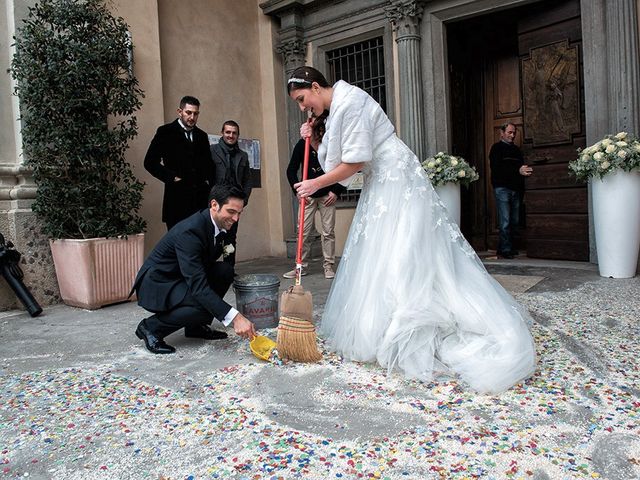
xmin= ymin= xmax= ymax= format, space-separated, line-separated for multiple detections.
xmin=210 ymin=120 xmax=252 ymax=266
xmin=132 ymin=184 xmax=256 ymax=354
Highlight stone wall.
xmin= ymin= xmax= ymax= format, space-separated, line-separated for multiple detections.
xmin=0 ymin=199 xmax=60 ymax=311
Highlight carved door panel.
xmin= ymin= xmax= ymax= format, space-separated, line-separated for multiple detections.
xmin=517 ymin=1 xmax=588 ymax=260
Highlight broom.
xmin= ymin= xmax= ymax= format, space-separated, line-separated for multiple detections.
xmin=277 ymin=115 xmax=323 ymax=363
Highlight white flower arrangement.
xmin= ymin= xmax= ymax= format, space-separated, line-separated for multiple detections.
xmin=421 ymin=152 xmax=480 ymax=187
xmin=569 ymin=131 xmax=640 ymax=181
xmin=222 ymin=243 xmax=235 ymax=258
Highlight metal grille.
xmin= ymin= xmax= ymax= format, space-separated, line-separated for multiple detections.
xmin=326 ymin=37 xmax=386 ymax=206
xmin=327 ymin=37 xmax=387 ymax=112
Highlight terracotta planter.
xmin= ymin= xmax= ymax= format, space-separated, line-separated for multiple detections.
xmin=435 ymin=182 xmax=461 ymax=226
xmin=592 ymin=170 xmax=640 ymax=278
xmin=49 ymin=234 xmax=144 ymax=309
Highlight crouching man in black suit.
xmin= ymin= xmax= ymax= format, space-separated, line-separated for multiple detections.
xmin=132 ymin=184 xmax=256 ymax=354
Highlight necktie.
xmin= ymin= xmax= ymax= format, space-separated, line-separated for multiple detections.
xmin=185 ymin=130 xmax=193 ymax=142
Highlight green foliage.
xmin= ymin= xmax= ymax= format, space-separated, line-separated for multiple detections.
xmin=10 ymin=0 xmax=146 ymax=239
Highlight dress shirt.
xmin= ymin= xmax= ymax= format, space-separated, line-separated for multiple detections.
xmin=178 ymin=119 xmax=193 ymax=141
xmin=209 ymin=212 xmax=237 ymax=326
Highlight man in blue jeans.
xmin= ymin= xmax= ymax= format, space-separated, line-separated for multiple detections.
xmin=489 ymin=123 xmax=533 ymax=259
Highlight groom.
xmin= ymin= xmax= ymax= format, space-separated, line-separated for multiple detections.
xmin=132 ymin=184 xmax=256 ymax=354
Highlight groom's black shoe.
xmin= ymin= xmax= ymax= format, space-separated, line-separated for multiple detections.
xmin=135 ymin=321 xmax=176 ymax=354
xmin=185 ymin=324 xmax=228 ymax=340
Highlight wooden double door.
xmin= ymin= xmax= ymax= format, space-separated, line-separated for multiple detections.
xmin=448 ymin=0 xmax=588 ymax=261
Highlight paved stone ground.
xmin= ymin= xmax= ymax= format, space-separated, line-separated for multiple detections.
xmin=0 ymin=255 xmax=638 ymax=479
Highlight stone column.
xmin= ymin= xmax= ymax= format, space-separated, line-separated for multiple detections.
xmin=0 ymin=0 xmax=60 ymax=309
xmin=606 ymin=0 xmax=640 ymax=272
xmin=276 ymin=38 xmax=307 ymax=153
xmin=276 ymin=37 xmax=308 ymax=249
xmin=605 ymin=0 xmax=640 ymax=134
xmin=385 ymin=0 xmax=426 ymax=161
xmin=582 ymin=0 xmax=640 ymax=265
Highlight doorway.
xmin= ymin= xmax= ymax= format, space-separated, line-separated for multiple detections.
xmin=447 ymin=0 xmax=588 ymax=261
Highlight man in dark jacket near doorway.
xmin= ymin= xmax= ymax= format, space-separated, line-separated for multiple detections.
xmin=144 ymin=95 xmax=214 ymax=230
xmin=210 ymin=120 xmax=252 ymax=265
xmin=489 ymin=122 xmax=533 ymax=258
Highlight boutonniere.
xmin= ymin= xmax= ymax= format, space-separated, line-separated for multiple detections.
xmin=222 ymin=243 xmax=235 ymax=258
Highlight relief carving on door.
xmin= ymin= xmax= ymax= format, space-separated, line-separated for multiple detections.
xmin=522 ymin=40 xmax=580 ymax=146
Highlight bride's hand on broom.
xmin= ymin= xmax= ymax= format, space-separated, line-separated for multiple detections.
xmin=232 ymin=313 xmax=256 ymax=340
xmin=296 ymin=117 xmax=319 ymax=199
xmin=299 ymin=117 xmax=314 ymax=139
xmin=294 ymin=179 xmax=319 ymax=199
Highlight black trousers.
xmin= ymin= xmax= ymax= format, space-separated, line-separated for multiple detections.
xmin=144 ymin=262 xmax=235 ymax=338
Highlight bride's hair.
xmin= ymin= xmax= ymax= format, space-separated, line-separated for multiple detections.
xmin=287 ymin=66 xmax=329 ymax=93
xmin=287 ymin=66 xmax=330 ymax=144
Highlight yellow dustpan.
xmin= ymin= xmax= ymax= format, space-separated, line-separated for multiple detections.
xmin=250 ymin=335 xmax=277 ymax=361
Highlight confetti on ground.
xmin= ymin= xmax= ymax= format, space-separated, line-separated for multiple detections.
xmin=1 ymin=278 xmax=639 ymax=478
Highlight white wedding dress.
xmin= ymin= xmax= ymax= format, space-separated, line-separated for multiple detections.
xmin=317 ymin=81 xmax=535 ymax=394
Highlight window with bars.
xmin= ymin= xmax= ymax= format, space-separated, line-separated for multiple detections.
xmin=326 ymin=36 xmax=386 ymax=206
xmin=327 ymin=36 xmax=387 ymax=112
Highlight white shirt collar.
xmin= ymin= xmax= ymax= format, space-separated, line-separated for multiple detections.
xmin=209 ymin=211 xmax=226 ymax=237
xmin=178 ymin=118 xmax=192 ymax=131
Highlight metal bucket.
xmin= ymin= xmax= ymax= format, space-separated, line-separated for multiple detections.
xmin=233 ymin=274 xmax=280 ymax=329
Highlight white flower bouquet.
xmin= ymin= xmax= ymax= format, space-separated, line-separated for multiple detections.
xmin=421 ymin=152 xmax=479 ymax=187
xmin=569 ymin=132 xmax=640 ymax=181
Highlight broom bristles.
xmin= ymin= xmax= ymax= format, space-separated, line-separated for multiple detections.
xmin=277 ymin=315 xmax=322 ymax=362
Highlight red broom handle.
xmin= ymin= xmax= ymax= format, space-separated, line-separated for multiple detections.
xmin=295 ymin=119 xmax=312 ymax=285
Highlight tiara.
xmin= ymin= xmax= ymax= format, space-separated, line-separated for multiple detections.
xmin=288 ymin=77 xmax=311 ymax=85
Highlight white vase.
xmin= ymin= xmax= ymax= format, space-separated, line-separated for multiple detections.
xmin=435 ymin=182 xmax=461 ymax=225
xmin=592 ymin=170 xmax=640 ymax=278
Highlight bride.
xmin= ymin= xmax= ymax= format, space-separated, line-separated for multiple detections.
xmin=288 ymin=66 xmax=535 ymax=394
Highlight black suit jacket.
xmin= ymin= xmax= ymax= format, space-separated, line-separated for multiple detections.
xmin=132 ymin=210 xmax=231 ymax=320
xmin=286 ymin=139 xmax=346 ymax=198
xmin=144 ymin=119 xmax=215 ymax=225
xmin=210 ymin=141 xmax=252 ymax=201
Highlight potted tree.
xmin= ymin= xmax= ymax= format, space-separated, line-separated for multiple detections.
xmin=569 ymin=132 xmax=640 ymax=278
xmin=421 ymin=152 xmax=480 ymax=225
xmin=10 ymin=0 xmax=146 ymax=308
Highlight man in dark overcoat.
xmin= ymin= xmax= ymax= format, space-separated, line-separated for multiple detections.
xmin=144 ymin=95 xmax=215 ymax=229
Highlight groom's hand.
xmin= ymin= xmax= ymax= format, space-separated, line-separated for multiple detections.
xmin=232 ymin=313 xmax=256 ymax=339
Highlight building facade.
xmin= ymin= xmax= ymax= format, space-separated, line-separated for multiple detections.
xmin=0 ymin=0 xmax=639 ymax=308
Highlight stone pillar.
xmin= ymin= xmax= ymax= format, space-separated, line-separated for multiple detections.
xmin=582 ymin=0 xmax=640 ymax=265
xmin=0 ymin=0 xmax=60 ymax=310
xmin=276 ymin=38 xmax=307 ymax=153
xmin=604 ymin=0 xmax=640 ymax=134
xmin=385 ymin=0 xmax=426 ymax=161
xmin=276 ymin=38 xmax=309 ymax=244
xmin=606 ymin=0 xmax=640 ymax=272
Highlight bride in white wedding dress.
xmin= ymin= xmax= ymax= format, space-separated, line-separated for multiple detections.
xmin=288 ymin=66 xmax=535 ymax=394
